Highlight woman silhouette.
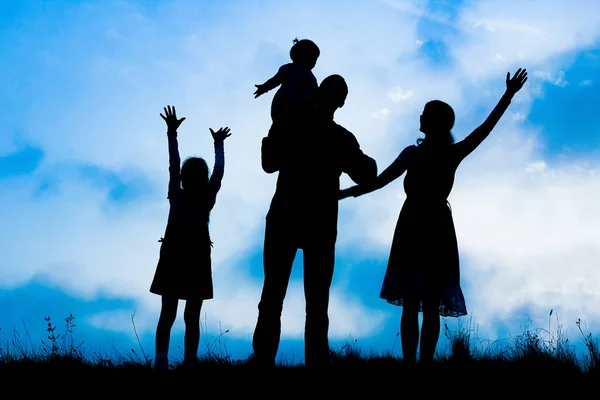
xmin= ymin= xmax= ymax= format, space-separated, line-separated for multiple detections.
xmin=339 ymin=68 xmax=528 ymax=364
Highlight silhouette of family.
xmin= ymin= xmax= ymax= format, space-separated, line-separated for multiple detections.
xmin=148 ymin=38 xmax=528 ymax=370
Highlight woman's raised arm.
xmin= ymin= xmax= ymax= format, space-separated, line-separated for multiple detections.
xmin=454 ymin=68 xmax=528 ymax=162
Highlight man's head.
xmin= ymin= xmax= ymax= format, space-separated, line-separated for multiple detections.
xmin=317 ymin=74 xmax=348 ymax=113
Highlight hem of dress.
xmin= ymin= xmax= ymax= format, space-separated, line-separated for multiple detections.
xmin=149 ymin=289 xmax=213 ymax=301
xmin=380 ymin=296 xmax=468 ymax=318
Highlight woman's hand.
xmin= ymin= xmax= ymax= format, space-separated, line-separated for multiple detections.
xmin=506 ymin=68 xmax=528 ymax=96
xmin=160 ymin=105 xmax=186 ymax=134
xmin=210 ymin=127 xmax=232 ymax=142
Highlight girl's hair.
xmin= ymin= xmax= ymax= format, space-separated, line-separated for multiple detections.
xmin=181 ymin=157 xmax=210 ymax=190
xmin=290 ymin=38 xmax=320 ymax=64
xmin=417 ymin=100 xmax=455 ymax=146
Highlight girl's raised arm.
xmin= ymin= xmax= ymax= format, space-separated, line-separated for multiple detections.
xmin=166 ymin=132 xmax=181 ymax=200
xmin=160 ymin=105 xmax=186 ymax=201
xmin=207 ymin=127 xmax=232 ymax=210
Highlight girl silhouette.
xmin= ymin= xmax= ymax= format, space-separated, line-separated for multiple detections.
xmin=150 ymin=105 xmax=231 ymax=369
xmin=339 ymin=68 xmax=528 ymax=364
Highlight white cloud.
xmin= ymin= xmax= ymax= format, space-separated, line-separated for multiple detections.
xmin=388 ymin=87 xmax=414 ymax=102
xmin=533 ymin=70 xmax=568 ymax=87
xmin=512 ymin=112 xmax=526 ymax=121
xmin=450 ymin=0 xmax=600 ymax=80
xmin=525 ymin=160 xmax=547 ymax=172
xmin=372 ymin=108 xmax=391 ymax=119
xmin=2 ymin=0 xmax=600 ymax=350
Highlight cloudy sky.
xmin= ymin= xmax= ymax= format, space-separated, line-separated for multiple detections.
xmin=1 ymin=0 xmax=600 ymax=364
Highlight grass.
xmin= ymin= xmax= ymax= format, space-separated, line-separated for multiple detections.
xmin=1 ymin=310 xmax=599 ymax=395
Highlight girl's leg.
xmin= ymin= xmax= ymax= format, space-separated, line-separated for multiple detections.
xmin=400 ymin=298 xmax=419 ymax=365
xmin=155 ymin=296 xmax=179 ymax=368
xmin=183 ymin=298 xmax=203 ymax=363
xmin=419 ymin=296 xmax=441 ymax=364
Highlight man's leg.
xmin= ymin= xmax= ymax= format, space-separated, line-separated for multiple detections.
xmin=252 ymin=220 xmax=297 ymax=366
xmin=303 ymin=242 xmax=335 ymax=368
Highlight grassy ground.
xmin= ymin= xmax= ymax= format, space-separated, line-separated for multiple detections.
xmin=1 ymin=312 xmax=599 ymax=395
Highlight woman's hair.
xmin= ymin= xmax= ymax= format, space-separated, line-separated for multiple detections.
xmin=417 ymin=100 xmax=455 ymax=146
xmin=181 ymin=157 xmax=210 ymax=191
xmin=290 ymin=38 xmax=320 ymax=65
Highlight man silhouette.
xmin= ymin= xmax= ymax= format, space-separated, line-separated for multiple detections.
xmin=252 ymin=74 xmax=378 ymax=367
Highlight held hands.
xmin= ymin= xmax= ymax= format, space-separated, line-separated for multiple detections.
xmin=506 ymin=68 xmax=528 ymax=96
xmin=338 ymin=189 xmax=350 ymax=200
xmin=338 ymin=187 xmax=355 ymax=200
xmin=160 ymin=105 xmax=186 ymax=134
xmin=210 ymin=127 xmax=232 ymax=143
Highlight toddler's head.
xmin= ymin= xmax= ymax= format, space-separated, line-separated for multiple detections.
xmin=290 ymin=38 xmax=320 ymax=70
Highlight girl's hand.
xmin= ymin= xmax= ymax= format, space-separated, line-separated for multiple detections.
xmin=506 ymin=68 xmax=528 ymax=96
xmin=160 ymin=105 xmax=186 ymax=133
xmin=210 ymin=127 xmax=232 ymax=142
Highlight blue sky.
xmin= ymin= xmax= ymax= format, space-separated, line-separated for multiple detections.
xmin=1 ymin=0 xmax=600 ymax=365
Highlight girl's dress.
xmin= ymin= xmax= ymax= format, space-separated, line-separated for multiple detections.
xmin=380 ymin=141 xmax=468 ymax=317
xmin=149 ymin=136 xmax=224 ymax=301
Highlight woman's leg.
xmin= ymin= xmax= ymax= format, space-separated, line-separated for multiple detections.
xmin=183 ymin=298 xmax=203 ymax=363
xmin=419 ymin=296 xmax=441 ymax=364
xmin=155 ymin=296 xmax=178 ymax=368
xmin=400 ymin=297 xmax=420 ymax=365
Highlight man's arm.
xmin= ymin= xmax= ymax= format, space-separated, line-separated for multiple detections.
xmin=341 ymin=131 xmax=378 ymax=185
